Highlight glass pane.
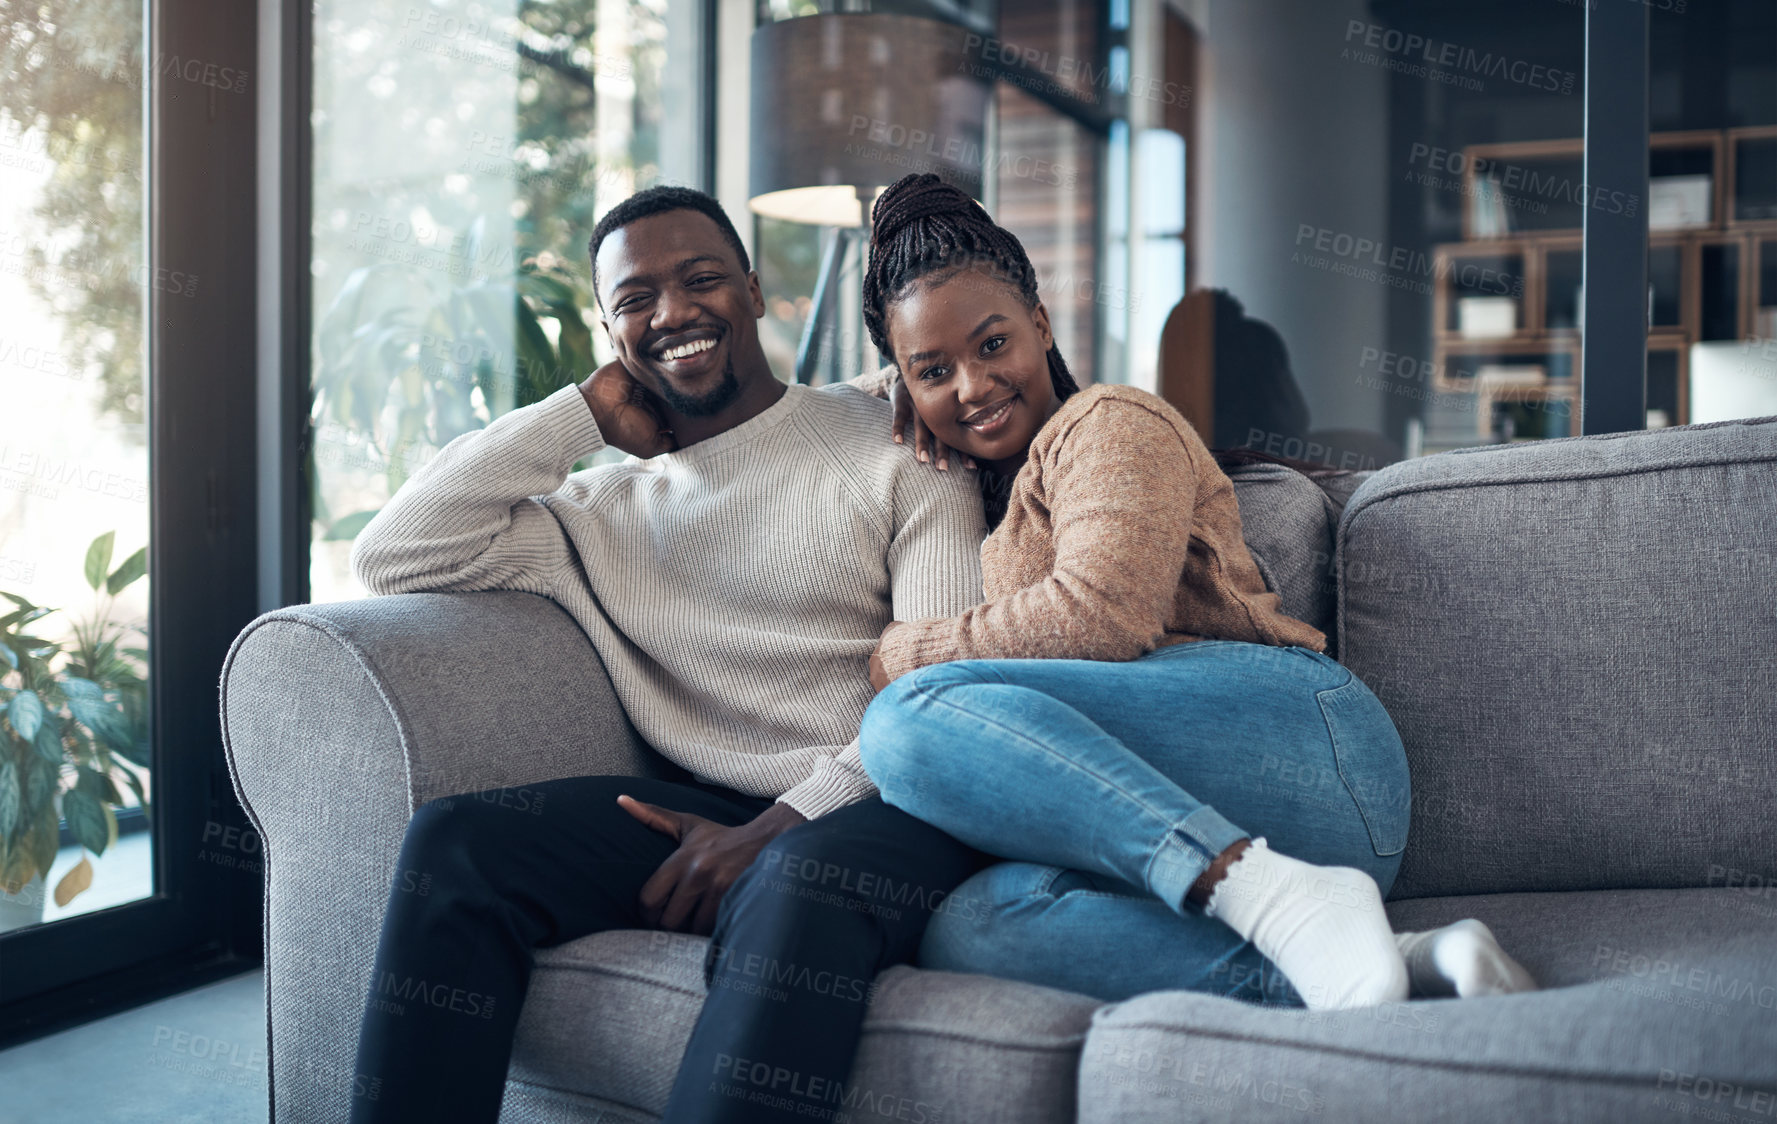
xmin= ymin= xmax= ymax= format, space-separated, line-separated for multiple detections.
xmin=310 ymin=0 xmax=704 ymax=601
xmin=750 ymin=1 xmax=1109 ymax=388
xmin=1652 ymin=1 xmax=1776 ymax=425
xmin=995 ymin=83 xmax=1102 ymax=385
xmin=0 ymin=0 xmax=155 ymax=931
xmin=1139 ymin=1 xmax=1587 ymax=467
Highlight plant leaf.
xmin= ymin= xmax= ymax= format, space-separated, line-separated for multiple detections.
xmin=121 ymin=767 xmax=148 ymax=810
xmin=0 ymin=761 xmax=19 ymax=843
xmin=32 ymin=717 xmax=61 ymax=764
xmin=27 ymin=810 xmax=57 ymax=885
xmin=0 ymin=640 xmax=15 ymax=671
xmin=62 ymin=788 xmax=108 ymax=855
xmin=0 ymin=835 xmax=35 ymax=896
xmin=61 ymin=677 xmax=104 ymax=701
xmin=85 ymin=531 xmax=116 ymax=591
xmin=7 ymin=690 xmax=44 ymax=742
xmin=325 ymin=510 xmax=380 ymax=542
xmin=52 ymin=854 xmax=92 ymax=907
xmin=22 ymin=755 xmax=54 ymax=818
xmin=106 ymin=547 xmax=147 ymax=595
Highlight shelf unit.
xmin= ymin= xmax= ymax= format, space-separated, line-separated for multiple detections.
xmin=1429 ymin=125 xmax=1777 ymax=436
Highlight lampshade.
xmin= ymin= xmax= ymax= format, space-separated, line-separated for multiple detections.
xmin=748 ymin=13 xmax=990 ymax=228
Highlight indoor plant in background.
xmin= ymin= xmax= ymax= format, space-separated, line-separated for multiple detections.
xmin=0 ymin=530 xmax=151 ymax=931
xmin=311 ymin=238 xmax=600 ymax=545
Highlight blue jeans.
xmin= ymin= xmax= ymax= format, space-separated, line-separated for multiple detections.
xmin=857 ymin=639 xmax=1410 ymax=1007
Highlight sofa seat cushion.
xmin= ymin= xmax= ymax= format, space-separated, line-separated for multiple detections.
xmin=505 ymin=930 xmax=1101 ymax=1124
xmin=1075 ymin=888 xmax=1776 ymax=1123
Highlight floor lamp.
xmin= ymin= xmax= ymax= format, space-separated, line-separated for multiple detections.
xmin=747 ymin=12 xmax=989 ymax=385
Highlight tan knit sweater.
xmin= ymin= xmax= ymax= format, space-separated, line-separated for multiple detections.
xmin=875 ymin=382 xmax=1327 ymax=680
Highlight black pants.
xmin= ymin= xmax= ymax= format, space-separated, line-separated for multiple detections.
xmin=347 ymin=773 xmax=990 ymax=1123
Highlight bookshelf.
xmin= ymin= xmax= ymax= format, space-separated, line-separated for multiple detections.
xmin=1430 ymin=126 xmax=1777 ymax=438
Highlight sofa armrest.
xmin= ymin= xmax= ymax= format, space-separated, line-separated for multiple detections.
xmin=219 ymin=590 xmax=665 ymax=1123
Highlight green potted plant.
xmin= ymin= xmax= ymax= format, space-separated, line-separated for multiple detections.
xmin=0 ymin=531 xmax=151 ymax=930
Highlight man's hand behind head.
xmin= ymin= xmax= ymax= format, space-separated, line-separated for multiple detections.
xmin=581 ymin=359 xmax=677 ymax=458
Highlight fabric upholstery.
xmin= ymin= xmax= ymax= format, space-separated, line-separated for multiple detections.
xmin=220 ymin=592 xmax=663 ymax=1124
xmin=220 ymin=419 xmax=1777 ymax=1124
xmin=1077 ymin=888 xmax=1776 ymax=1123
xmin=1335 ymin=415 xmax=1777 ymax=898
xmin=1226 ymin=465 xmax=1376 ymax=657
xmin=510 ymin=931 xmax=1099 ymax=1124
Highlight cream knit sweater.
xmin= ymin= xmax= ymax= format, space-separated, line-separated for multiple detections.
xmin=348 ymin=380 xmax=987 ymax=820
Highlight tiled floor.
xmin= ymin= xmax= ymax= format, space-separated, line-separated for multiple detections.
xmin=0 ymin=968 xmax=268 ymax=1123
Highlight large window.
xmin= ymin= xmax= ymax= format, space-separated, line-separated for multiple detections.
xmin=1133 ymin=0 xmax=1773 ymax=462
xmin=1 ymin=0 xmax=261 ymax=1036
xmin=751 ymin=0 xmax=1115 ymax=388
xmin=308 ymin=0 xmax=708 ymax=601
xmin=1 ymin=0 xmax=155 ymax=935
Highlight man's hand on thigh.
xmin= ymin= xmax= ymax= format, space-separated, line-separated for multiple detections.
xmin=618 ymin=796 xmax=808 ymax=935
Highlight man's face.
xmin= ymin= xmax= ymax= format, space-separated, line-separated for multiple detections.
xmin=595 ymin=210 xmax=767 ymax=418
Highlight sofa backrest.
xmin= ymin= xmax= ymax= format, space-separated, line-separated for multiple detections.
xmin=1226 ymin=464 xmax=1375 ymax=659
xmin=1333 ymin=415 xmax=1777 ymax=899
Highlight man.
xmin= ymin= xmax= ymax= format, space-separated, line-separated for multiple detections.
xmin=345 ymin=185 xmax=993 ymax=1123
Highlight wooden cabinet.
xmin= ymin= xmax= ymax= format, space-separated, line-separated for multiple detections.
xmin=1430 ymin=126 xmax=1777 ymax=434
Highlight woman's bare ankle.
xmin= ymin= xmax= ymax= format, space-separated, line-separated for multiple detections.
xmin=1185 ymin=837 xmax=1251 ymax=908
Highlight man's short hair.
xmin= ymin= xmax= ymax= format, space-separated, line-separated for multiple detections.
xmin=587 ymin=185 xmax=752 ymax=307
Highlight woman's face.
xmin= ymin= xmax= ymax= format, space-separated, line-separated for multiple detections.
xmin=885 ymin=265 xmax=1057 ymax=473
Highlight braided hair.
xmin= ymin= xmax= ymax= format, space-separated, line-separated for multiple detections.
xmin=862 ymin=173 xmax=1081 ymax=527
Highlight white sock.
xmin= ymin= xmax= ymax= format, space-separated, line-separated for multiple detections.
xmin=1203 ymin=837 xmax=1408 ymax=1010
xmin=1395 ymin=919 xmax=1537 ymax=999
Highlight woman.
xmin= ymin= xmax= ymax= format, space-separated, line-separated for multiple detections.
xmin=853 ymin=173 xmax=1534 ymax=1009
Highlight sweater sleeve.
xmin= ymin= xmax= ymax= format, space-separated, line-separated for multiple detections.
xmin=775 ymin=445 xmax=988 ymax=821
xmin=873 ymin=398 xmax=1195 ymax=678
xmin=348 ymin=382 xmax=607 ymax=597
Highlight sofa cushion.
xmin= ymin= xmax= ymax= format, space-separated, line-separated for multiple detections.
xmin=1226 ymin=465 xmax=1375 ymax=657
xmin=1335 ymin=415 xmax=1777 ymax=898
xmin=505 ymin=929 xmax=1100 ymax=1123
xmin=1075 ymin=888 xmax=1777 ymax=1123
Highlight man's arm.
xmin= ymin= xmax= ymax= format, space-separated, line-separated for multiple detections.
xmin=349 ymin=383 xmax=606 ymax=597
xmin=774 ymin=450 xmax=989 ymax=820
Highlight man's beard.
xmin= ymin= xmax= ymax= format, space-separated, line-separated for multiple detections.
xmin=655 ymin=356 xmax=742 ymax=418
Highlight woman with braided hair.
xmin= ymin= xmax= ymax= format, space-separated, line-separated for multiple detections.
xmin=854 ymin=173 xmax=1535 ymax=1009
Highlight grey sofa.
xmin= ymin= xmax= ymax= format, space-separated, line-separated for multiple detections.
xmin=220 ymin=413 xmax=1777 ymax=1123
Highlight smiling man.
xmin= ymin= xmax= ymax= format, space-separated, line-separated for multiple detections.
xmin=344 ymin=185 xmax=995 ymax=1124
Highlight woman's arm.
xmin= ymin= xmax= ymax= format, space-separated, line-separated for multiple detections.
xmin=874 ymin=396 xmax=1201 ymax=679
